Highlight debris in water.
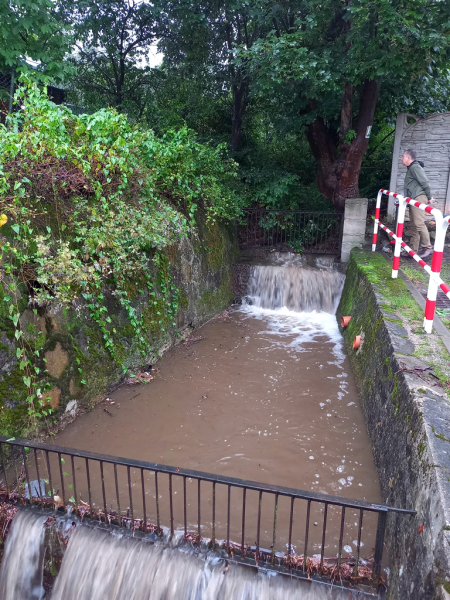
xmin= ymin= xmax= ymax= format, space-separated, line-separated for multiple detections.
xmin=125 ymin=372 xmax=154 ymax=385
xmin=214 ymin=310 xmax=231 ymax=322
xmin=183 ymin=335 xmax=204 ymax=346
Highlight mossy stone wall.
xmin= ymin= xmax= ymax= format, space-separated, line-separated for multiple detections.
xmin=0 ymin=219 xmax=239 ymax=437
xmin=337 ymin=249 xmax=450 ymax=600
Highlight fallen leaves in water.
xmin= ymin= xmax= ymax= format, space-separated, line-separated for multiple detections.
xmin=214 ymin=310 xmax=231 ymax=322
xmin=125 ymin=372 xmax=154 ymax=385
xmin=183 ymin=335 xmax=204 ymax=346
xmin=53 ymin=495 xmax=65 ymax=508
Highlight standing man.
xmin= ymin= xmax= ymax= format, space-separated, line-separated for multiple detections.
xmin=402 ymin=149 xmax=434 ymax=259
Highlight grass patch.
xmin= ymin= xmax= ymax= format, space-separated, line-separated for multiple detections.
xmin=351 ymin=249 xmax=450 ymax=391
xmin=401 ymin=265 xmax=427 ymax=285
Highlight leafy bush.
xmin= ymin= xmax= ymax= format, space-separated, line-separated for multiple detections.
xmin=0 ymin=79 xmax=241 ymax=424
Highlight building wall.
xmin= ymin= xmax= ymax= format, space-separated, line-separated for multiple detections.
xmin=388 ymin=113 xmax=450 ymax=218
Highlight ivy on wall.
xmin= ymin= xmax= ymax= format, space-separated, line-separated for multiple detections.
xmin=0 ymin=78 xmax=241 ymax=431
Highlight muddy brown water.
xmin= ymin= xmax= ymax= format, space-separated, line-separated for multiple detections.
xmin=44 ymin=260 xmax=381 ymax=562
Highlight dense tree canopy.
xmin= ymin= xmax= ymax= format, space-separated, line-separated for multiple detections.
xmin=64 ymin=0 xmax=169 ymax=114
xmin=3 ymin=0 xmax=450 ymax=209
xmin=0 ymin=0 xmax=70 ymax=78
xmin=238 ymin=0 xmax=450 ymax=207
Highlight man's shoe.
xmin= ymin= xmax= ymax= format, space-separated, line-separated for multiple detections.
xmin=418 ymin=248 xmax=432 ymax=259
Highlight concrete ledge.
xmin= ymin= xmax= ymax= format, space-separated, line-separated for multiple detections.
xmin=337 ymin=249 xmax=450 ymax=600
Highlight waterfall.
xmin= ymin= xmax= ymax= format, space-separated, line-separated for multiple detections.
xmin=245 ymin=264 xmax=344 ymax=314
xmin=0 ymin=511 xmax=358 ymax=599
xmin=0 ymin=510 xmax=47 ymax=600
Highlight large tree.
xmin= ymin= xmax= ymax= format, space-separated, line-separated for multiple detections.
xmin=241 ymin=0 xmax=450 ymax=209
xmin=66 ymin=0 xmax=169 ymax=112
xmin=161 ymin=1 xmax=268 ymax=152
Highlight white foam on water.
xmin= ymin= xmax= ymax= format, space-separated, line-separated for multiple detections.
xmin=239 ymin=304 xmax=345 ymax=362
xmin=240 ymin=263 xmax=345 ymax=360
xmin=245 ymin=264 xmax=345 ymax=314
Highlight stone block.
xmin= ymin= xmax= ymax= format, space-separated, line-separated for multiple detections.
xmin=45 ymin=342 xmax=69 ymax=378
xmin=45 ymin=388 xmax=61 ymax=410
xmin=343 ymin=197 xmax=369 ymax=219
xmin=341 ymin=238 xmax=365 ymax=262
xmin=341 ymin=198 xmax=368 ymax=263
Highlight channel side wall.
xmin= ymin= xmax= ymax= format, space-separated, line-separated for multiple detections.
xmin=0 ymin=218 xmax=238 ymax=435
xmin=337 ymin=249 xmax=450 ymax=600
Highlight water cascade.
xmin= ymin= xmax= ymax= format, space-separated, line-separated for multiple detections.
xmin=245 ymin=257 xmax=345 ymax=313
xmin=0 ymin=510 xmax=47 ymax=600
xmin=0 ymin=511 xmax=363 ymax=599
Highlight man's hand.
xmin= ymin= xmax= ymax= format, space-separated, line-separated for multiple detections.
xmin=429 ymin=197 xmax=437 ymax=205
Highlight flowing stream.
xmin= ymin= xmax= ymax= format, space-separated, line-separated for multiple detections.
xmin=0 ymin=254 xmax=381 ymax=598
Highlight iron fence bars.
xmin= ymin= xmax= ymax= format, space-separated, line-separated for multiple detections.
xmin=238 ymin=209 xmax=344 ymax=255
xmin=0 ymin=436 xmax=415 ymax=593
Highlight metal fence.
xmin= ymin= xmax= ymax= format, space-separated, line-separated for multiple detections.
xmin=0 ymin=436 xmax=415 ymax=595
xmin=238 ymin=209 xmax=344 ymax=255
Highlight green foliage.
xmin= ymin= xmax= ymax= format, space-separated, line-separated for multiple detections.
xmin=0 ymin=79 xmax=240 ymax=429
xmin=359 ymin=122 xmax=395 ymax=199
xmin=235 ymin=0 xmax=450 ymax=204
xmin=65 ymin=0 xmax=165 ymax=112
xmin=241 ymin=0 xmax=450 ymax=115
xmin=0 ymin=0 xmax=71 ymax=79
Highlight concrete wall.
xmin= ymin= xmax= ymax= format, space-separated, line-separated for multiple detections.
xmin=337 ymin=249 xmax=450 ymax=600
xmin=340 ymin=198 xmax=368 ymax=262
xmin=389 ymin=113 xmax=450 ymax=218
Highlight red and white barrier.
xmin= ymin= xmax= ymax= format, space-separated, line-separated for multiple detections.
xmin=372 ymin=189 xmax=450 ymax=333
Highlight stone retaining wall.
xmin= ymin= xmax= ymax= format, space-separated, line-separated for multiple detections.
xmin=337 ymin=249 xmax=450 ymax=600
xmin=0 ymin=218 xmax=239 ymax=436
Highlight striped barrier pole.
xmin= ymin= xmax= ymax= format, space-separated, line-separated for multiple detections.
xmin=372 ymin=190 xmax=383 ymax=251
xmin=378 ymin=222 xmax=435 ymax=274
xmin=424 ymin=213 xmax=448 ymax=332
xmin=378 ymin=189 xmax=407 ymax=278
xmin=377 ymin=218 xmax=450 ymax=333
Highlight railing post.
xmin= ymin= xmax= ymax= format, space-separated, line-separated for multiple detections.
xmin=8 ymin=69 xmax=15 ymax=116
xmin=392 ymin=194 xmax=406 ymax=279
xmin=372 ymin=509 xmax=387 ymax=586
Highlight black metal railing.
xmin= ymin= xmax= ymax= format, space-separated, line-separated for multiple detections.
xmin=238 ymin=209 xmax=344 ymax=254
xmin=0 ymin=436 xmax=415 ymax=594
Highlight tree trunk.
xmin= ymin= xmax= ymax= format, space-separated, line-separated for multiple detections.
xmin=231 ymin=78 xmax=249 ymax=152
xmin=307 ymin=79 xmax=380 ymax=210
